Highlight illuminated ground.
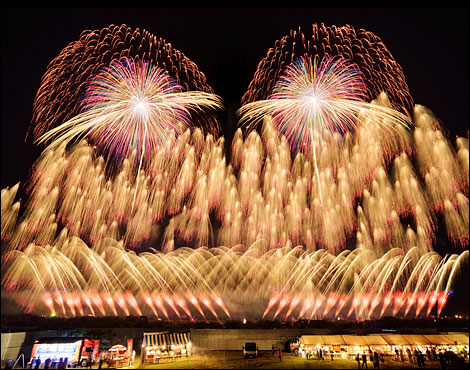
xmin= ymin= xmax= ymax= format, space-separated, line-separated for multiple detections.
xmin=79 ymin=351 xmax=469 ymax=369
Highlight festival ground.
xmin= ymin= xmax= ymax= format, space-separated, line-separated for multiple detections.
xmin=75 ymin=350 xmax=469 ymax=369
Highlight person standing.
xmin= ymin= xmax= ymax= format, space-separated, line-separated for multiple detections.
xmin=356 ymin=354 xmax=361 ymax=369
xmin=278 ymin=348 xmax=282 ymax=361
xmin=130 ymin=350 xmax=135 ymax=367
xmin=438 ymin=351 xmax=447 ymax=369
xmin=98 ymin=351 xmax=103 ymax=370
xmin=34 ymin=357 xmax=41 ymax=369
xmin=373 ymin=351 xmax=380 ymax=369
xmin=362 ymin=353 xmax=368 ymax=369
xmin=419 ymin=352 xmax=425 ymax=368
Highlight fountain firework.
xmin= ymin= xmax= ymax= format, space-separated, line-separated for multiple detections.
xmin=2 ymin=240 xmax=466 ymax=320
xmin=2 ymin=107 xmax=468 ymax=319
xmin=1 ymin=24 xmax=468 ymax=321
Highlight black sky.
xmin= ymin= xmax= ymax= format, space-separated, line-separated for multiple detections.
xmin=0 ymin=7 xmax=469 ymax=316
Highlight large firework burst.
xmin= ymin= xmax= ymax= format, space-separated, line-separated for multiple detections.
xmin=238 ymin=55 xmax=410 ymax=155
xmin=37 ymin=57 xmax=223 ymax=163
xmin=28 ymin=24 xmax=220 ymax=141
xmin=241 ymin=23 xmax=414 ymax=131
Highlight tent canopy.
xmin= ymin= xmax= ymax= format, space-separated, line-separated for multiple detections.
xmin=143 ymin=332 xmax=190 ymax=348
xmin=403 ymin=335 xmax=431 ymax=345
xmin=424 ymin=334 xmax=470 ymax=345
xmin=300 ymin=335 xmax=324 ymax=346
xmin=109 ymin=344 xmax=127 ymax=352
xmin=445 ymin=334 xmax=470 ymax=345
xmin=299 ymin=333 xmax=469 ymax=347
xmin=321 ymin=335 xmax=346 ymax=345
xmin=362 ymin=335 xmax=389 ymax=346
xmin=341 ymin=335 xmax=367 ymax=346
xmin=380 ymin=334 xmax=411 ymax=346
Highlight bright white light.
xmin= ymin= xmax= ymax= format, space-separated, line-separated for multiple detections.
xmin=130 ymin=95 xmax=149 ymax=116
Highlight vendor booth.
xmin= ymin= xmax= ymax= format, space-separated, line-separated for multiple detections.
xmin=105 ymin=340 xmax=134 ymax=368
xmin=29 ymin=337 xmax=99 ymax=368
xmin=141 ymin=332 xmax=191 ymax=364
xmin=299 ymin=333 xmax=469 ymax=361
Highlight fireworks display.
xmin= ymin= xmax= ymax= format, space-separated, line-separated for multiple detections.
xmin=28 ymin=24 xmax=220 ymax=141
xmin=241 ymin=23 xmax=414 ymax=129
xmin=238 ymin=55 xmax=412 ymax=201
xmin=1 ymin=22 xmax=468 ymax=321
xmin=37 ymin=57 xmax=223 ymax=163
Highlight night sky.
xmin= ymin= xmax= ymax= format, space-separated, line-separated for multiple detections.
xmin=1 ymin=8 xmax=469 ymax=315
xmin=1 ymin=8 xmax=469 ymax=188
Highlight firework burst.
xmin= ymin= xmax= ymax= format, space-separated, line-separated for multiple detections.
xmin=29 ymin=24 xmax=220 ymax=141
xmin=36 ymin=57 xmax=223 ymax=163
xmin=242 ymin=23 xmax=414 ymax=123
xmin=239 ymin=56 xmax=410 ymax=154
xmin=238 ymin=56 xmax=411 ymax=200
xmin=2 ymin=23 xmax=468 ymax=321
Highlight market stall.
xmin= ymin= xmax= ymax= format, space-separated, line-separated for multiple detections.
xmin=298 ymin=333 xmax=469 ymax=362
xmin=106 ymin=344 xmax=130 ymax=368
xmin=141 ymin=332 xmax=191 ymax=364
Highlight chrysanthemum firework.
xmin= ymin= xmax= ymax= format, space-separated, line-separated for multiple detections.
xmin=241 ymin=23 xmax=414 ymax=129
xmin=28 ymin=24 xmax=220 ymax=141
xmin=36 ymin=57 xmax=223 ymax=163
xmin=241 ymin=56 xmax=359 ymax=151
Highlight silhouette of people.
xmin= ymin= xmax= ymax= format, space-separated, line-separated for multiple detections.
xmin=407 ymin=348 xmax=412 ymax=362
xmin=98 ymin=352 xmax=103 ymax=370
xmin=418 ymin=352 xmax=425 ymax=368
xmin=373 ymin=351 xmax=380 ymax=369
xmin=438 ymin=351 xmax=447 ymax=369
xmin=33 ymin=357 xmax=41 ymax=369
xmin=362 ymin=353 xmax=368 ymax=369
xmin=356 ymin=354 xmax=361 ymax=369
